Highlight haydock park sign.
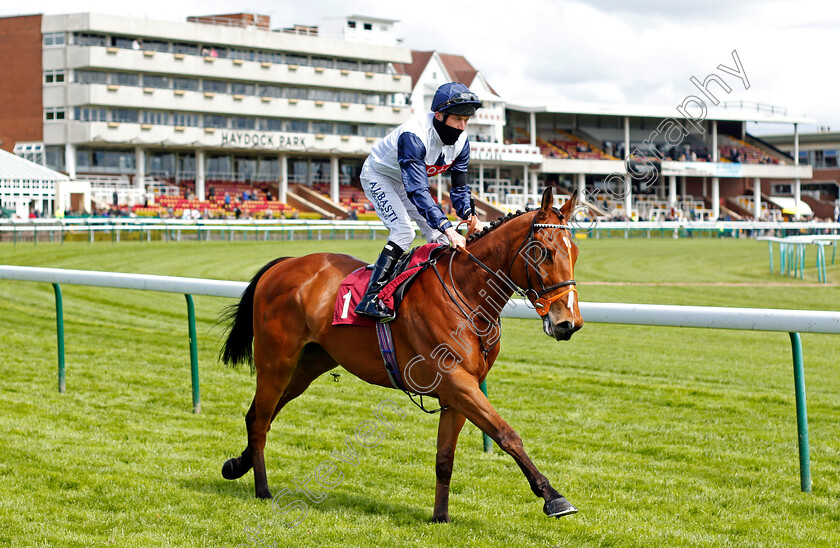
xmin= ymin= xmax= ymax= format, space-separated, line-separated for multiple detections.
xmin=219 ymin=131 xmax=308 ymax=151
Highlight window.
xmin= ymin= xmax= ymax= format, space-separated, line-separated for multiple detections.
xmin=44 ymin=70 xmax=65 ymax=84
xmin=311 ymin=57 xmax=333 ymax=69
xmin=231 ymin=82 xmax=256 ymax=95
xmin=283 ymin=87 xmax=308 ymax=100
xmin=310 ymin=88 xmax=337 ymax=102
xmin=74 ymin=107 xmax=107 ymax=122
xmin=285 ymin=53 xmax=308 ymax=66
xmin=259 ymin=118 xmax=284 ymax=131
xmin=256 ymin=51 xmax=282 ymax=63
xmin=258 ymin=84 xmax=283 ymax=98
xmin=75 ymin=33 xmax=107 ymax=47
xmin=172 ymin=77 xmax=199 ymax=91
xmin=113 ymin=72 xmax=139 ymax=86
xmin=45 ymin=146 xmax=64 ymax=171
xmin=363 ymin=23 xmax=372 ymax=30
xmin=230 ymin=49 xmax=255 ymax=61
xmin=142 ymin=39 xmax=169 ymax=53
xmin=89 ymin=149 xmax=135 ymax=171
xmin=203 ymin=80 xmax=228 ymax=93
xmin=361 ymin=62 xmax=386 ymax=74
xmin=335 ymin=123 xmax=356 ymax=136
xmin=231 ymin=117 xmax=256 ymax=130
xmin=173 ymin=112 xmax=200 ymax=127
xmin=311 ymin=121 xmax=333 ymax=134
xmin=43 ymin=32 xmax=65 ymax=47
xmin=45 ymin=107 xmax=65 ymax=121
xmin=337 ymin=90 xmax=359 ymax=104
xmin=173 ymin=42 xmax=199 ymax=55
xmin=112 ymin=109 xmax=139 ymax=123
xmin=360 ymin=125 xmax=388 ymax=138
xmin=362 ymin=93 xmax=385 ymax=106
xmin=112 ymin=36 xmax=134 ymax=49
xmin=204 ymin=115 xmax=227 ymax=129
xmin=143 ymin=75 xmax=170 ymax=89
xmin=285 ymin=120 xmax=308 ymax=133
xmin=348 ymin=21 xmax=356 ymax=29
xmin=142 ymin=111 xmax=170 ymax=125
xmin=336 ymin=59 xmax=359 ymax=71
xmin=75 ymin=70 xmax=108 ymax=84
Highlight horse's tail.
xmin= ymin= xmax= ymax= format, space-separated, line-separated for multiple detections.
xmin=220 ymin=257 xmax=290 ymax=370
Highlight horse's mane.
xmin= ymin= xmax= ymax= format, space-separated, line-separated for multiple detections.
xmin=466 ymin=209 xmax=533 ymax=244
xmin=466 ymin=205 xmax=566 ymax=244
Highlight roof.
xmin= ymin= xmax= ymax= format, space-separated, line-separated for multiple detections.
xmin=0 ymin=148 xmax=69 ymax=181
xmin=761 ymin=131 xmax=840 ymax=146
xmin=392 ymin=50 xmax=434 ymax=87
xmin=346 ymin=15 xmax=399 ymax=24
xmin=393 ymin=50 xmax=500 ymax=97
xmin=766 ymin=196 xmax=813 ymax=216
xmin=506 ymin=100 xmax=816 ymax=125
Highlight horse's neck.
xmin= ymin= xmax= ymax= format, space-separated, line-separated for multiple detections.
xmin=448 ymin=221 xmax=527 ymax=309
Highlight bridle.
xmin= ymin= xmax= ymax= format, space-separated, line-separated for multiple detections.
xmin=433 ymin=209 xmax=578 ymax=329
xmin=509 ymin=211 xmax=577 ymax=317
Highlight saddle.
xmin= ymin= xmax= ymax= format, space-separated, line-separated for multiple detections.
xmin=332 ymin=243 xmax=449 ymax=327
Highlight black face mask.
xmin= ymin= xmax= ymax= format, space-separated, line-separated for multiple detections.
xmin=433 ymin=116 xmax=463 ymax=146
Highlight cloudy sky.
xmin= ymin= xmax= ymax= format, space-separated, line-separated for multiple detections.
xmin=4 ymin=0 xmax=838 ymax=135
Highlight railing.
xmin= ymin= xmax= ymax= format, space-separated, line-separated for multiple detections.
xmin=0 ymin=266 xmax=838 ymax=493
xmin=1 ymin=218 xmax=839 ymax=245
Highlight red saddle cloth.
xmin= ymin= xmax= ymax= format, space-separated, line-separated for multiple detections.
xmin=332 ymin=243 xmax=446 ymax=327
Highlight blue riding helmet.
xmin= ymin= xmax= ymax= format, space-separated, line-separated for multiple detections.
xmin=431 ymin=82 xmax=482 ymax=116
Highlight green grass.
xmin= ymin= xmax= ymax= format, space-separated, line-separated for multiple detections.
xmin=0 ymin=236 xmax=839 ymax=547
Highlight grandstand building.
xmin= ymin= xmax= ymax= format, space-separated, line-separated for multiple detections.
xmin=761 ymin=130 xmax=840 ymax=219
xmin=0 ymin=12 xmax=413 ymax=215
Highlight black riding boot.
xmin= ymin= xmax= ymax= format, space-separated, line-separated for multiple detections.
xmin=355 ymin=241 xmax=404 ymax=321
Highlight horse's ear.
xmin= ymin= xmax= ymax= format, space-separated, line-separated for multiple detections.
xmin=559 ymin=189 xmax=579 ymax=220
xmin=540 ymin=186 xmax=554 ymax=212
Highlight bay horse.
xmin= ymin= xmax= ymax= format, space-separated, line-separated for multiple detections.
xmin=220 ymin=186 xmax=592 ymax=522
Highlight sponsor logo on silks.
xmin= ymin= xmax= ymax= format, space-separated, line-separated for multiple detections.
xmin=369 ymin=181 xmax=399 ymax=223
xmin=425 ymin=163 xmax=452 ymax=177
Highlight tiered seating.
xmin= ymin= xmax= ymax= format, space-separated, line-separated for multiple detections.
xmin=536 ymin=137 xmax=569 ymax=159
xmin=311 ymin=183 xmax=373 ymax=214
xmin=132 ymin=193 xmax=293 ymax=219
xmin=551 ymin=130 xmax=615 ymax=160
xmin=719 ymin=136 xmax=782 ymax=165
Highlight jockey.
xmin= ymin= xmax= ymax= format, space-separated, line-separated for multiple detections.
xmin=355 ymin=82 xmax=488 ymax=320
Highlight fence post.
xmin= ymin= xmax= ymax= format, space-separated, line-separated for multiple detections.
xmin=789 ymin=332 xmax=811 ymax=493
xmin=184 ymin=294 xmax=201 ymax=414
xmin=479 ymin=379 xmax=493 ymax=453
xmin=52 ymin=283 xmax=65 ymax=394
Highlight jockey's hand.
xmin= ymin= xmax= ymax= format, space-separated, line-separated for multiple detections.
xmin=444 ymin=227 xmax=467 ymax=251
xmin=468 ymin=214 xmax=488 ymax=235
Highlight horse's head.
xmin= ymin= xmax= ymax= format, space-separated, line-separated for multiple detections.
xmin=513 ymin=186 xmax=597 ymax=341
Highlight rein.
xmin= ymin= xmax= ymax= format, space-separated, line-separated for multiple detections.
xmin=428 ymin=212 xmax=578 ymax=349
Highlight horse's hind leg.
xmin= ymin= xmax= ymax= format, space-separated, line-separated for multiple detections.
xmin=222 ymin=344 xmax=337 ymax=499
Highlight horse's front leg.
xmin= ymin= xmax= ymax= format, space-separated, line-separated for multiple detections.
xmin=446 ymin=372 xmax=577 ymax=518
xmin=432 ymin=407 xmax=467 ymax=523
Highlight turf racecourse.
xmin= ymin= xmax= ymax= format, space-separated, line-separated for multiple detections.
xmin=0 ymin=236 xmax=838 ymax=547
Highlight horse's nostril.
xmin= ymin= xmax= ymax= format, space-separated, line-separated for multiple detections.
xmin=556 ymin=321 xmax=574 ymax=333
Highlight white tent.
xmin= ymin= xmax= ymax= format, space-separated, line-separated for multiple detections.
xmin=0 ymin=148 xmax=68 ymax=218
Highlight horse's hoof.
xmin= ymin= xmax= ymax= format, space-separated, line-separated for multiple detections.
xmin=544 ymin=496 xmax=578 ymax=518
xmin=432 ymin=513 xmax=450 ymax=523
xmin=222 ymin=458 xmax=248 ymax=480
xmin=256 ymin=488 xmax=272 ymax=500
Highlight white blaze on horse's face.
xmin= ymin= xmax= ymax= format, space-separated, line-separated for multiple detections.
xmin=543 ymin=229 xmax=583 ymax=341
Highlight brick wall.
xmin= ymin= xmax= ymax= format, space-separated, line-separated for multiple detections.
xmin=0 ymin=14 xmax=43 ymax=153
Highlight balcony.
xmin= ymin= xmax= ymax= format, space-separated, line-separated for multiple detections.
xmin=65 ymin=83 xmax=408 ymax=125
xmin=470 ymin=142 xmax=542 ymax=165
xmin=60 ymin=46 xmax=412 ymax=94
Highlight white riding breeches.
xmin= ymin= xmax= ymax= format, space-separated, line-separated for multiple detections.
xmin=360 ymin=160 xmax=449 ymax=250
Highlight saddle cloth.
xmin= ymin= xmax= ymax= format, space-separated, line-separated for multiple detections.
xmin=332 ymin=243 xmax=448 ymax=327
